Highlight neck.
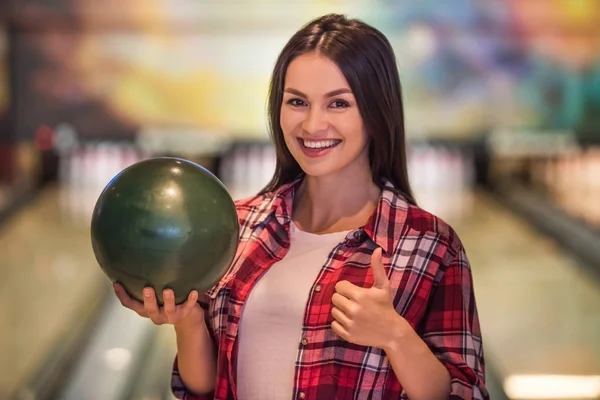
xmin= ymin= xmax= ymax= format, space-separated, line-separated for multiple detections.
xmin=292 ymin=163 xmax=381 ymax=234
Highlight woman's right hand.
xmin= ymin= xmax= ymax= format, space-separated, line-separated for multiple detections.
xmin=113 ymin=283 xmax=205 ymax=331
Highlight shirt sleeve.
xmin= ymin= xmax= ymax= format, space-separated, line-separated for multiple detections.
xmin=419 ymin=244 xmax=490 ymax=400
xmin=171 ymin=294 xmax=216 ymax=400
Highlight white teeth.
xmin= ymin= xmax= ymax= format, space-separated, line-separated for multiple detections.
xmin=303 ymin=140 xmax=338 ymax=149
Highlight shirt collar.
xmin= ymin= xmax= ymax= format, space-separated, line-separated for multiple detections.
xmin=361 ymin=180 xmax=409 ymax=255
xmin=249 ymin=176 xmax=301 ymax=229
xmin=253 ymin=176 xmax=409 ymax=255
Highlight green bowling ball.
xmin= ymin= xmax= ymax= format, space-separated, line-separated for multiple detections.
xmin=91 ymin=157 xmax=239 ymax=306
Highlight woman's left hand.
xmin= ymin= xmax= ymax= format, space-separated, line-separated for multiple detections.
xmin=331 ymin=247 xmax=408 ymax=350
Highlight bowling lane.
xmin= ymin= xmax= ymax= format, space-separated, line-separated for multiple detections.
xmin=0 ymin=185 xmax=108 ymax=398
xmin=446 ymin=191 xmax=600 ymax=399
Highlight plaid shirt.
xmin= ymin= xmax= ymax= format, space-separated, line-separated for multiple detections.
xmin=172 ymin=178 xmax=488 ymax=400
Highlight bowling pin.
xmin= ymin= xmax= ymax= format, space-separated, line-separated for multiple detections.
xmin=69 ymin=147 xmax=82 ymax=188
xmin=107 ymin=142 xmax=122 ymax=185
xmin=219 ymin=148 xmax=233 ymax=189
xmin=58 ymin=150 xmax=71 ymax=187
xmin=95 ymin=143 xmax=110 ymax=192
xmin=247 ymin=145 xmax=263 ymax=195
xmin=231 ymin=146 xmax=248 ymax=200
xmin=407 ymin=145 xmax=422 ymax=205
xmin=451 ymin=148 xmax=464 ymax=219
xmin=262 ymin=145 xmax=277 ymax=188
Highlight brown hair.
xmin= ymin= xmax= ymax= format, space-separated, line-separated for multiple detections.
xmin=261 ymin=13 xmax=416 ymax=205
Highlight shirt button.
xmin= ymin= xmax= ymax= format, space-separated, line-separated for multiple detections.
xmin=301 ymin=337 xmax=309 ymax=346
xmin=335 ymin=248 xmax=343 ymax=255
xmin=314 ymin=285 xmax=321 ymax=292
xmin=298 ymin=392 xmax=306 ymax=399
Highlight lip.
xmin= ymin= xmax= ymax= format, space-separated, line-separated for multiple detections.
xmin=297 ymin=138 xmax=341 ymax=158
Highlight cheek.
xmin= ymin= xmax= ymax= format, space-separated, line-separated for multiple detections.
xmin=360 ymin=129 xmax=369 ymax=147
xmin=280 ymin=110 xmax=298 ymax=148
xmin=336 ymin=116 xmax=367 ymax=145
xmin=280 ymin=109 xmax=297 ymax=138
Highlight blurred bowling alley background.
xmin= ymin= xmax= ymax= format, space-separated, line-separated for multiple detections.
xmin=1 ymin=1 xmax=600 ymax=399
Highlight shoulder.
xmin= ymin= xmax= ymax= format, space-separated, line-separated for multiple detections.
xmin=384 ymin=202 xmax=472 ymax=287
xmin=405 ymin=204 xmax=459 ymax=243
xmin=232 ymin=179 xmax=299 ymax=228
xmin=380 ymin=185 xmax=463 ymax=250
xmin=398 ymin=201 xmax=465 ymax=261
xmin=408 ymin=206 xmax=470 ymax=273
xmin=234 ymin=192 xmax=271 ymax=215
xmin=232 ymin=191 xmax=277 ymax=230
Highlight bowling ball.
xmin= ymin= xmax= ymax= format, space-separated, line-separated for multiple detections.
xmin=90 ymin=157 xmax=239 ymax=306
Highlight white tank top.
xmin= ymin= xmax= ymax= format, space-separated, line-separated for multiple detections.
xmin=236 ymin=222 xmax=350 ymax=400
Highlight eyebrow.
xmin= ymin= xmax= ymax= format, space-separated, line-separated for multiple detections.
xmin=283 ymin=87 xmax=352 ymax=98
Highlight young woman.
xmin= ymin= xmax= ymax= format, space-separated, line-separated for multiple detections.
xmin=114 ymin=13 xmax=488 ymax=400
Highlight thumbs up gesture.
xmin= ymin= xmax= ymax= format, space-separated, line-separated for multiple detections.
xmin=331 ymin=247 xmax=407 ymax=350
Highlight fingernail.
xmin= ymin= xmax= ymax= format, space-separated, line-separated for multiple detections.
xmin=164 ymin=291 xmax=172 ymax=299
xmin=143 ymin=288 xmax=152 ymax=297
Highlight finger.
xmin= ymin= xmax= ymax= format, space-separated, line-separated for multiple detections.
xmin=114 ymin=283 xmax=147 ymax=316
xmin=331 ymin=292 xmax=355 ymax=315
xmin=143 ymin=287 xmax=163 ymax=324
xmin=113 ymin=283 xmax=130 ymax=306
xmin=370 ymin=247 xmax=389 ymax=289
xmin=181 ymin=290 xmax=199 ymax=316
xmin=331 ymin=320 xmax=350 ymax=341
xmin=163 ymin=289 xmax=176 ymax=320
xmin=331 ymin=306 xmax=352 ymax=328
xmin=334 ymin=280 xmax=360 ymax=300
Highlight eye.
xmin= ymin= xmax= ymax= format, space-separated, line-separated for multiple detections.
xmin=286 ymin=98 xmax=306 ymax=107
xmin=330 ymin=100 xmax=349 ymax=109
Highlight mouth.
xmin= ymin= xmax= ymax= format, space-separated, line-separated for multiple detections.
xmin=298 ymin=138 xmax=342 ymax=150
xmin=297 ymin=138 xmax=342 ymax=158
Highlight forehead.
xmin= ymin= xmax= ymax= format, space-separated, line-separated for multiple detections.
xmin=284 ymin=53 xmax=351 ymax=93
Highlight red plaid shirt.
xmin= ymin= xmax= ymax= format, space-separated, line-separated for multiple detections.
xmin=172 ymin=178 xmax=488 ymax=399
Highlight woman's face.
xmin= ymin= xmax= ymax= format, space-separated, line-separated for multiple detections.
xmin=280 ymin=52 xmax=370 ymax=179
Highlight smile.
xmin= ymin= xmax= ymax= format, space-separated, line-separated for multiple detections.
xmin=299 ymin=139 xmax=342 ymax=149
xmin=297 ymin=138 xmax=342 ymax=158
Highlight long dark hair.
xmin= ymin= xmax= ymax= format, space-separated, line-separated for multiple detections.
xmin=261 ymin=13 xmax=416 ymax=205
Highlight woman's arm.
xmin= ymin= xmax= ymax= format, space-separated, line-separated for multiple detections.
xmin=382 ymin=314 xmax=451 ymax=399
xmin=114 ymin=284 xmax=219 ymax=399
xmin=383 ymin=245 xmax=488 ymax=399
xmin=173 ymin=315 xmax=217 ymax=397
xmin=165 ymin=294 xmax=218 ymax=400
xmin=331 ymin=246 xmax=488 ymax=400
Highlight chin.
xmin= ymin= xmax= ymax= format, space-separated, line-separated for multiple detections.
xmin=296 ymin=162 xmax=343 ymax=179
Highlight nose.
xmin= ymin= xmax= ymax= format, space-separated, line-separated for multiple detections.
xmin=301 ymin=107 xmax=329 ymax=135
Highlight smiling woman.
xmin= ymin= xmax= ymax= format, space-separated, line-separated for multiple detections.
xmin=110 ymin=13 xmax=489 ymax=400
